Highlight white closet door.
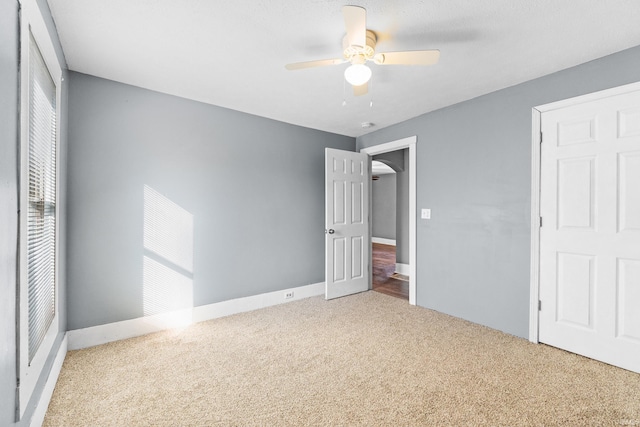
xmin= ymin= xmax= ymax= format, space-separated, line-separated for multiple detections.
xmin=539 ymin=88 xmax=640 ymax=373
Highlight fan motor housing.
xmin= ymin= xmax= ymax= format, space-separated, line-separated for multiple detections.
xmin=343 ymin=30 xmax=377 ymax=62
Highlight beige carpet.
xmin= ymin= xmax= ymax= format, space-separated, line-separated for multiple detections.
xmin=45 ymin=292 xmax=640 ymax=426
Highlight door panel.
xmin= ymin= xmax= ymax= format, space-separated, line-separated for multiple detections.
xmin=333 ymin=238 xmax=346 ymax=282
xmin=556 ymin=252 xmax=594 ymax=329
xmin=617 ymin=258 xmax=640 ymax=342
xmin=618 ymin=152 xmax=640 ymax=231
xmin=351 ymin=236 xmax=363 ymax=278
xmin=557 ymin=116 xmax=597 ymax=146
xmin=618 ymin=107 xmax=640 ymax=138
xmin=333 ymin=181 xmax=346 ymax=224
xmin=539 ymin=88 xmax=640 ymax=373
xmin=557 ymin=157 xmax=595 ymax=229
xmin=325 ymin=148 xmax=369 ymax=300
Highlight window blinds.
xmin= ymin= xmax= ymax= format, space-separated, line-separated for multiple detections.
xmin=27 ymin=34 xmax=57 ymax=363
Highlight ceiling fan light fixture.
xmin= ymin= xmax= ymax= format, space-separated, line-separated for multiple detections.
xmin=344 ymin=64 xmax=371 ymax=86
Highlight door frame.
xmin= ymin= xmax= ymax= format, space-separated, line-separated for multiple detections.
xmin=529 ymin=80 xmax=640 ymax=343
xmin=361 ymin=136 xmax=417 ymax=305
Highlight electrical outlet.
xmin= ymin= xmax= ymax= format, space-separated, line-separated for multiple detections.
xmin=285 ymin=291 xmax=294 ymax=299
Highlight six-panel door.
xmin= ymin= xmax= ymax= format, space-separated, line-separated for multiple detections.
xmin=325 ymin=148 xmax=370 ymax=300
xmin=539 ymin=90 xmax=640 ymax=373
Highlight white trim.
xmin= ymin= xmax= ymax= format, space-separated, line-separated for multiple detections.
xmin=18 ymin=0 xmax=63 ymax=418
xmin=67 ymin=282 xmax=325 ymax=350
xmin=29 ymin=335 xmax=67 ymax=427
xmin=535 ymin=80 xmax=640 ymax=113
xmin=372 ymin=237 xmax=396 ymax=246
xmin=409 ymin=140 xmax=416 ymax=305
xmin=529 ymin=108 xmax=542 ymax=343
xmin=395 ymin=263 xmax=410 ymax=276
xmin=193 ymin=282 xmax=324 ymax=323
xmin=529 ymin=80 xmax=640 ymax=344
xmin=361 ymin=136 xmax=417 ymax=305
xmin=362 ymin=136 xmax=417 ymax=154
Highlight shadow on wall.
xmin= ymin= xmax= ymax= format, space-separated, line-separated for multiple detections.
xmin=143 ymin=185 xmax=194 ymax=329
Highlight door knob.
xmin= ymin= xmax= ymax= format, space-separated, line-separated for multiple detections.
xmin=326 ymin=229 xmax=335 ymax=234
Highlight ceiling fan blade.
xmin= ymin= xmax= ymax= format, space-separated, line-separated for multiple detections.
xmin=353 ymin=82 xmax=368 ymax=96
xmin=342 ymin=5 xmax=366 ymax=47
xmin=285 ymin=58 xmax=345 ymax=71
xmin=375 ymin=50 xmax=440 ymax=65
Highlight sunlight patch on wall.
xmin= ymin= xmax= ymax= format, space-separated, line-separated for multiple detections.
xmin=143 ymin=185 xmax=194 ymax=328
xmin=143 ymin=256 xmax=193 ymax=328
xmin=144 ymin=185 xmax=194 ymax=271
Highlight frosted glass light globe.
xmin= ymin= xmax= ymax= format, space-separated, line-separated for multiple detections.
xmin=344 ymin=64 xmax=372 ymax=86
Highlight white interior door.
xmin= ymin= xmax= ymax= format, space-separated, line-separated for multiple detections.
xmin=325 ymin=148 xmax=370 ymax=300
xmin=539 ymin=88 xmax=640 ymax=373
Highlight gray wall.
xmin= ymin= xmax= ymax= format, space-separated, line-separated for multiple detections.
xmin=0 ymin=0 xmax=68 ymax=424
xmin=357 ymin=44 xmax=640 ymax=339
xmin=372 ymin=174 xmax=396 ymax=240
xmin=66 ymin=72 xmax=355 ymax=330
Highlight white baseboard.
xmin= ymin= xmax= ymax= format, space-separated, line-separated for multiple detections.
xmin=372 ymin=237 xmax=396 ymax=246
xmin=192 ymin=282 xmax=324 ymax=323
xmin=395 ymin=263 xmax=410 ymax=275
xmin=67 ymin=282 xmax=325 ymax=351
xmin=30 ymin=334 xmax=67 ymax=427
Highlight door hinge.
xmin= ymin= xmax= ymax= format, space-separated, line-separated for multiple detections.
xmin=540 ymin=131 xmax=543 ymax=143
xmin=539 ymin=217 xmax=542 ymax=227
xmin=538 ymin=300 xmax=542 ymax=311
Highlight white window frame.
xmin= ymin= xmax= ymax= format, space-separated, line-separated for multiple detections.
xmin=17 ymin=0 xmax=62 ymax=419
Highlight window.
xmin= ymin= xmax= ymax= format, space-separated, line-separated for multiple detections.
xmin=26 ymin=32 xmax=57 ymax=364
xmin=18 ymin=0 xmax=62 ymax=418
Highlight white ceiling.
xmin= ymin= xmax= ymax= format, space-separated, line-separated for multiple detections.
xmin=47 ymin=0 xmax=640 ymax=137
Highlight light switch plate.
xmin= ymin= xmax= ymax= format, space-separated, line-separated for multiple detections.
xmin=421 ymin=208 xmax=431 ymax=219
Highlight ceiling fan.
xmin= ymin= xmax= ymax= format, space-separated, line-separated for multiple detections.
xmin=285 ymin=5 xmax=440 ymax=96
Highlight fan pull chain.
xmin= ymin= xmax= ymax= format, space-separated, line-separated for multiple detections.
xmin=342 ymin=77 xmax=347 ymax=106
xmin=369 ymin=76 xmax=373 ymax=108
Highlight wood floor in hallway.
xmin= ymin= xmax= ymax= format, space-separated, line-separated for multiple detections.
xmin=372 ymin=243 xmax=409 ymax=301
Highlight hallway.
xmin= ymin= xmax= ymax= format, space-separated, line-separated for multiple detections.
xmin=371 ymin=243 xmax=409 ymax=300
